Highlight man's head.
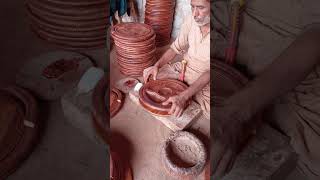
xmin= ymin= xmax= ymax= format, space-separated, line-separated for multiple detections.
xmin=191 ymin=0 xmax=210 ymax=26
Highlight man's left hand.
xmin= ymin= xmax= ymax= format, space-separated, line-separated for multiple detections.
xmin=162 ymin=95 xmax=188 ymax=117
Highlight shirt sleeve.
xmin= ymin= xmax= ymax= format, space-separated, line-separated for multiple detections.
xmin=170 ymin=15 xmax=192 ymax=55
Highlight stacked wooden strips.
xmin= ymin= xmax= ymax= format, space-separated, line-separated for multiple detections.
xmin=144 ymin=0 xmax=176 ymax=47
xmin=25 ymin=0 xmax=108 ymax=50
xmin=111 ymin=23 xmax=156 ymax=77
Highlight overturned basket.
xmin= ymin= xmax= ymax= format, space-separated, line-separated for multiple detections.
xmin=0 ymin=86 xmax=40 ymax=179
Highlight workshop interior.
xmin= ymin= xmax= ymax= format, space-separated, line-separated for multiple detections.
xmin=1 ymin=0 xmax=320 ymax=179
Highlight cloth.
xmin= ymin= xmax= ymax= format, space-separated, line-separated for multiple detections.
xmin=110 ymin=0 xmax=128 ymax=16
xmin=166 ymin=14 xmax=210 ymax=117
xmin=110 ymin=0 xmax=128 ymax=23
xmin=213 ymin=0 xmax=320 ymax=179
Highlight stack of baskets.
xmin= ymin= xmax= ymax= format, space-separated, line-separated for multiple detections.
xmin=144 ymin=0 xmax=176 ymax=47
xmin=26 ymin=0 xmax=109 ymax=50
xmin=111 ymin=23 xmax=156 ymax=77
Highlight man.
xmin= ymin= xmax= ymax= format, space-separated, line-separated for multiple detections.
xmin=143 ymin=0 xmax=210 ymax=118
xmin=212 ymin=0 xmax=320 ymax=179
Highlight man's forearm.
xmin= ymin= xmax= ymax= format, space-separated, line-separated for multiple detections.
xmin=155 ymin=48 xmax=178 ymax=68
xmin=234 ymin=27 xmax=320 ymax=117
xmin=181 ymin=71 xmax=210 ymax=99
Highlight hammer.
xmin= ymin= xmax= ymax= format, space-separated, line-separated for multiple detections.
xmin=179 ymin=60 xmax=187 ymax=82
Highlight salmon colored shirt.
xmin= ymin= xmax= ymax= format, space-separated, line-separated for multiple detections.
xmin=170 ymin=15 xmax=210 ymax=84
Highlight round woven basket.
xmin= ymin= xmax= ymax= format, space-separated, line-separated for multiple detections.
xmin=161 ymin=131 xmax=207 ymax=178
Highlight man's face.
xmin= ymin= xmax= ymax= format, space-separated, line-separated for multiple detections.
xmin=191 ymin=0 xmax=210 ymax=26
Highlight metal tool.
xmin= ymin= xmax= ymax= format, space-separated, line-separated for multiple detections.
xmin=225 ymin=0 xmax=245 ymax=65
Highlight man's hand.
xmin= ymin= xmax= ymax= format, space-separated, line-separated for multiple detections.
xmin=143 ymin=65 xmax=159 ymax=83
xmin=162 ymin=94 xmax=188 ymax=117
xmin=213 ymin=101 xmax=252 ymax=151
xmin=211 ymin=96 xmax=262 ymax=177
xmin=211 ymin=139 xmax=237 ymax=179
xmin=213 ymin=94 xmax=263 ymax=150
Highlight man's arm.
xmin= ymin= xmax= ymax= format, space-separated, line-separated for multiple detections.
xmin=232 ymin=26 xmax=320 ymax=121
xmin=154 ymin=48 xmax=178 ymax=68
xmin=180 ymin=70 xmax=210 ymax=99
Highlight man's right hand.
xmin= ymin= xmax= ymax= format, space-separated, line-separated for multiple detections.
xmin=143 ymin=65 xmax=159 ymax=83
